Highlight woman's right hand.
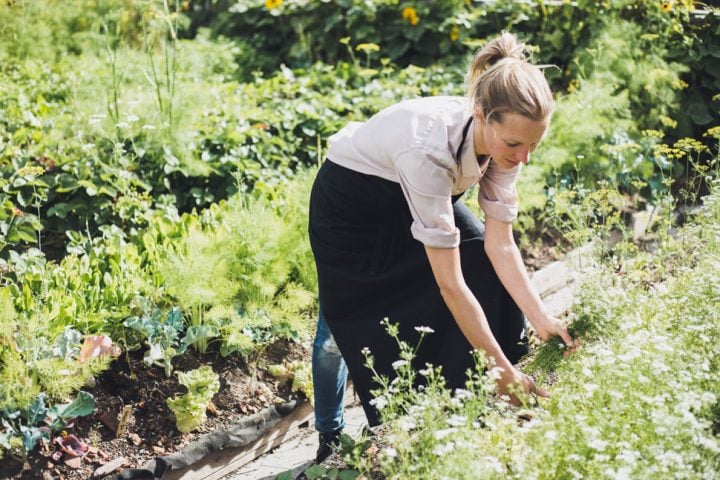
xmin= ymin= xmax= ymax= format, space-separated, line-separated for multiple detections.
xmin=496 ymin=365 xmax=548 ymax=406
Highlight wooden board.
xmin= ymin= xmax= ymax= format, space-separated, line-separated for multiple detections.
xmin=162 ymin=401 xmax=314 ymax=480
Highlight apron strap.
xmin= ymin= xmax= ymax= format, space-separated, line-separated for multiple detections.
xmin=456 ymin=116 xmax=473 ymax=164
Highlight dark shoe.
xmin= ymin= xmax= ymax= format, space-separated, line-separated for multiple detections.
xmin=316 ymin=429 xmax=342 ymax=464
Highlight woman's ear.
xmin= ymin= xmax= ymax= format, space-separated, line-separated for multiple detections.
xmin=473 ymin=106 xmax=485 ymax=124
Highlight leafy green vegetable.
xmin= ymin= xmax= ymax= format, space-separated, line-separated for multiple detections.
xmin=166 ymin=366 xmax=220 ymax=433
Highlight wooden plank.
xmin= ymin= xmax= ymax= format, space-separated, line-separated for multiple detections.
xmin=531 ymin=260 xmax=572 ymax=298
xmin=530 ymin=243 xmax=593 ymax=299
xmin=162 ymin=401 xmax=314 ymax=480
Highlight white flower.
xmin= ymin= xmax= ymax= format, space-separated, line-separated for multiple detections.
xmin=382 ymin=447 xmax=397 ymax=458
xmin=487 ymin=366 xmax=504 ymax=380
xmin=432 ymin=442 xmax=455 ymax=456
xmin=392 ymin=360 xmax=409 ymax=370
xmin=361 ymin=347 xmax=371 ymax=356
xmin=454 ymin=388 xmax=473 ymax=400
xmin=433 ymin=428 xmax=456 ymax=440
xmin=414 ymin=326 xmax=435 ymax=334
xmin=446 ymin=415 xmax=466 ymax=427
xmin=484 ymin=456 xmax=504 ymax=473
xmin=369 ymin=395 xmax=388 ymax=410
xmin=397 ymin=417 xmax=416 ymax=432
xmin=88 ymin=114 xmax=105 ymax=125
xmin=588 ymin=438 xmax=608 ymax=451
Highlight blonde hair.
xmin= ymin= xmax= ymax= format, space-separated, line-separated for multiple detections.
xmin=466 ymin=31 xmax=554 ymax=123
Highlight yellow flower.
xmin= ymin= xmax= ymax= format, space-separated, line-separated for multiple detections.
xmin=402 ymin=6 xmax=419 ymax=26
xmin=661 ymin=1 xmax=672 ymax=12
xmin=659 ymin=115 xmax=678 ymax=129
xmin=675 ymin=137 xmax=709 ymax=153
xmin=449 ymin=25 xmax=460 ymax=42
xmin=265 ymin=0 xmax=282 ymax=10
xmin=704 ymin=126 xmax=720 ymax=138
xmin=642 ymin=129 xmax=665 ymax=139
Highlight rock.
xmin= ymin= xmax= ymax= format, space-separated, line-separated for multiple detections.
xmin=98 ymin=411 xmax=119 ymax=433
xmin=93 ymin=457 xmax=129 ymax=478
xmin=64 ymin=456 xmax=84 ymax=469
xmin=128 ymin=433 xmax=142 ymax=446
xmin=84 ymin=375 xmax=97 ymax=389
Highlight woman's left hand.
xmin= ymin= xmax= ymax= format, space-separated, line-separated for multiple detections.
xmin=531 ymin=314 xmax=579 ymax=355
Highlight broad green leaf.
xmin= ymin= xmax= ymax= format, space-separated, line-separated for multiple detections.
xmin=57 ymin=391 xmax=95 ymax=420
xmin=338 ymin=470 xmax=360 ymax=480
xmin=303 ymin=465 xmax=327 ymax=480
xmin=25 ymin=394 xmax=47 ymax=425
xmin=20 ymin=425 xmax=47 ymax=451
xmin=15 ymin=228 xmax=38 ymax=244
xmin=182 ymin=325 xmax=220 ymax=348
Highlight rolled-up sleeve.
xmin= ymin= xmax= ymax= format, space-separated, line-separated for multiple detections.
xmin=478 ymin=161 xmax=520 ymax=223
xmin=395 ymin=149 xmax=459 ymax=248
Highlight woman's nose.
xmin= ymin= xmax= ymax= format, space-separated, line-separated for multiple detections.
xmin=515 ymin=148 xmax=530 ymax=164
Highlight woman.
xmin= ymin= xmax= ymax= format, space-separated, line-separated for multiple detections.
xmin=309 ymin=32 xmax=576 ymax=430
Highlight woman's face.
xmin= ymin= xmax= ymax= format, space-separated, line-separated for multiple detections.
xmin=474 ymin=111 xmax=550 ymax=170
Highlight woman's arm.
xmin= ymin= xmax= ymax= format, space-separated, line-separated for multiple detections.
xmin=483 ymin=216 xmax=576 ymax=346
xmin=424 ymin=245 xmax=548 ymax=403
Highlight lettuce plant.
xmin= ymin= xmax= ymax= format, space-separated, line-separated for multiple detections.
xmin=166 ymin=366 xmax=220 ymax=433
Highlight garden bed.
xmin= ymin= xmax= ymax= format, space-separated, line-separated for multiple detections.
xmin=0 ymin=339 xmax=311 ymax=480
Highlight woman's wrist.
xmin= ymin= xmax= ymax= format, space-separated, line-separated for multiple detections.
xmin=526 ymin=305 xmax=550 ymax=330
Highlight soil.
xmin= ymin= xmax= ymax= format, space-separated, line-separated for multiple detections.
xmin=1 ymin=339 xmax=311 ymax=480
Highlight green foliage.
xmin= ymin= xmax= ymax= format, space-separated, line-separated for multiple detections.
xmin=268 ymin=360 xmax=313 ymax=402
xmin=154 ymin=172 xmax=323 ymax=355
xmin=166 ymin=365 xmax=220 ymax=433
xmin=572 ymin=17 xmax=688 ymax=133
xmin=205 ymin=0 xmax=468 ymax=75
xmin=0 ymin=391 xmax=95 ymax=461
xmin=296 ymin=463 xmax=360 ymax=480
xmin=0 ymin=323 xmax=109 ymax=410
xmin=123 ymin=303 xmax=187 ymax=376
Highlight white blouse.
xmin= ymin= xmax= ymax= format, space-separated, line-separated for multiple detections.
xmin=325 ymin=96 xmax=520 ymax=248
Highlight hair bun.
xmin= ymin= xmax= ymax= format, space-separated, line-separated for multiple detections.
xmin=465 ymin=31 xmax=527 ymax=93
xmin=465 ymin=31 xmax=554 ymax=123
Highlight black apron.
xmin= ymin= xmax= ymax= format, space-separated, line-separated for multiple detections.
xmin=308 ymin=119 xmax=528 ymax=425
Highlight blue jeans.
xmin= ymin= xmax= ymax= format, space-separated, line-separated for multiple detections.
xmin=312 ymin=307 xmax=348 ymax=433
